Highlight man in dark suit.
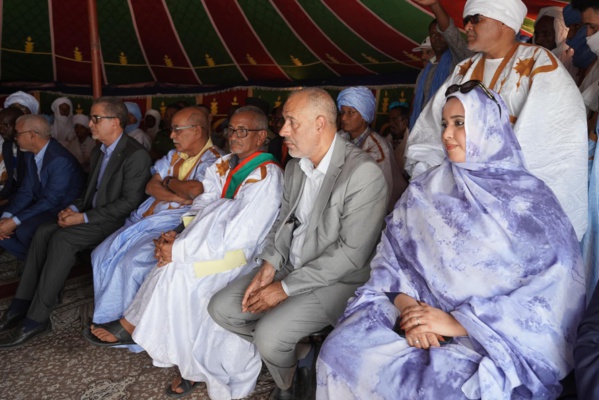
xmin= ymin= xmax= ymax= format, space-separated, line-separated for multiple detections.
xmin=0 ymin=107 xmax=27 ymax=206
xmin=0 ymin=97 xmax=152 ymax=348
xmin=209 ymin=88 xmax=388 ymax=400
xmin=0 ymin=115 xmax=84 ymax=260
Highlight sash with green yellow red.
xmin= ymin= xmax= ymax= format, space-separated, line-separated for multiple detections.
xmin=221 ymin=152 xmax=281 ymax=199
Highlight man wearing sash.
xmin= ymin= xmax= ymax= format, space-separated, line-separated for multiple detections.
xmin=90 ymin=107 xmax=223 ymax=326
xmin=84 ymin=106 xmax=284 ymax=400
xmin=405 ymin=0 xmax=588 ymax=241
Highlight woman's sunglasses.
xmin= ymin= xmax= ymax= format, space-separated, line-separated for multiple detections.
xmin=445 ymin=80 xmax=501 ymax=117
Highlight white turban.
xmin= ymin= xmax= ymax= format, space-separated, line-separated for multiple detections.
xmin=463 ymin=0 xmax=528 ymax=34
xmin=51 ymin=97 xmax=75 ymax=142
xmin=73 ymin=114 xmax=90 ymax=127
xmin=533 ymin=7 xmax=569 ymax=56
xmin=4 ymin=91 xmax=39 ymax=114
xmin=337 ymin=87 xmax=376 ymax=123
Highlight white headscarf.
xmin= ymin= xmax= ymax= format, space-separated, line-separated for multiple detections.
xmin=73 ymin=114 xmax=90 ymax=128
xmin=533 ymin=7 xmax=570 ymax=58
xmin=51 ymin=97 xmax=75 ymax=142
xmin=463 ymin=0 xmax=528 ymax=34
xmin=4 ymin=91 xmax=39 ymax=114
xmin=144 ymin=109 xmax=161 ymax=140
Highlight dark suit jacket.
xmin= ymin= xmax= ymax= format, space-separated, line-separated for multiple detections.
xmin=575 ymin=284 xmax=599 ymax=399
xmin=259 ymin=135 xmax=388 ymax=323
xmin=5 ymin=139 xmax=84 ymax=223
xmin=0 ymin=140 xmax=26 ymax=200
xmin=72 ymin=133 xmax=152 ymax=233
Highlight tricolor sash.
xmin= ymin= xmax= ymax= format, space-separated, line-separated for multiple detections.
xmin=221 ymin=152 xmax=279 ymax=199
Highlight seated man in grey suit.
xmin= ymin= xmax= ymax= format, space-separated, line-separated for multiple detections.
xmin=208 ymin=88 xmax=388 ymax=400
xmin=0 ymin=96 xmax=152 ymax=348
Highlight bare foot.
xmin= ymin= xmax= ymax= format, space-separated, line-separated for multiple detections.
xmin=171 ymin=375 xmax=196 ymax=394
xmin=90 ymin=318 xmax=135 ymax=343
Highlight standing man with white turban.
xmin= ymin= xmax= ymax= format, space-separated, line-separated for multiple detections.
xmin=406 ymin=0 xmax=588 ymax=242
xmin=50 ymin=97 xmax=75 ymax=145
xmin=4 ymin=91 xmax=39 ymax=115
xmin=337 ymin=87 xmax=404 ymax=209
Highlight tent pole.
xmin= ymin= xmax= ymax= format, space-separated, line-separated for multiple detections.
xmin=88 ymin=0 xmax=102 ymax=99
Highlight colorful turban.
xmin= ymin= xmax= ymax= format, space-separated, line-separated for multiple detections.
xmin=463 ymin=0 xmax=528 ymax=34
xmin=4 ymin=91 xmax=39 ymax=114
xmin=337 ymin=87 xmax=376 ymax=123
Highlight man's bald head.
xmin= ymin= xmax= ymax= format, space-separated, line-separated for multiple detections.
xmin=281 ymin=88 xmax=338 ymax=166
xmin=169 ymin=107 xmax=210 ymax=156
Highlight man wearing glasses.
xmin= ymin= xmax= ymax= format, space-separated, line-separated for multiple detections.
xmin=84 ymin=105 xmax=284 ymax=400
xmin=89 ymin=106 xmax=223 ymax=331
xmin=406 ymin=0 xmax=588 ymax=242
xmin=0 ymin=114 xmax=84 ymax=262
xmin=0 ymin=97 xmax=152 ymax=348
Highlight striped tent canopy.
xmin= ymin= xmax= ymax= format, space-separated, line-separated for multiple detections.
xmin=0 ymin=0 xmax=569 ymax=95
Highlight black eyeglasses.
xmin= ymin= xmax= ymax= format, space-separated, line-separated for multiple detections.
xmin=90 ymin=115 xmax=117 ymax=124
xmin=445 ymin=80 xmax=501 ymax=117
xmin=225 ymin=127 xmax=264 ymax=139
xmin=463 ymin=14 xmax=482 ymax=27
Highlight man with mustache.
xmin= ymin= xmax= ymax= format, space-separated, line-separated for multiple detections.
xmin=406 ymin=0 xmax=588 ymax=243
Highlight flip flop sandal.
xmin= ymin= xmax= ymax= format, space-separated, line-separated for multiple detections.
xmin=165 ymin=377 xmax=200 ymax=398
xmin=82 ymin=320 xmax=135 ymax=347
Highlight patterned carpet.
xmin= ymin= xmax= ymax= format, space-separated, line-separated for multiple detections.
xmin=0 ymin=262 xmax=276 ymax=400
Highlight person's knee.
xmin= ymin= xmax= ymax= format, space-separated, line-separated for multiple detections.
xmin=32 ymin=221 xmax=59 ymax=242
xmin=253 ymin=319 xmax=294 ymax=361
xmin=207 ymin=287 xmax=232 ymax=327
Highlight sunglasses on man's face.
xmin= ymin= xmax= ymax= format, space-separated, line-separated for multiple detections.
xmin=463 ymin=14 xmax=482 ymax=27
xmin=445 ymin=80 xmax=502 ymax=117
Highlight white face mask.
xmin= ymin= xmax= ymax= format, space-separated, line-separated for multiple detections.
xmin=586 ymin=31 xmax=599 ymax=56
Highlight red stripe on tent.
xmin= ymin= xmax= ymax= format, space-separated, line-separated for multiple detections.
xmin=51 ymin=0 xmax=93 ymax=84
xmin=203 ymin=0 xmax=291 ymax=82
xmin=323 ymin=0 xmax=420 ymax=65
xmin=272 ymin=0 xmax=372 ymax=76
xmin=130 ymin=0 xmax=200 ymax=84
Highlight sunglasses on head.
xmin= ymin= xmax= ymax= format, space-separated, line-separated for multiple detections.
xmin=463 ymin=14 xmax=482 ymax=27
xmin=445 ymin=80 xmax=502 ymax=117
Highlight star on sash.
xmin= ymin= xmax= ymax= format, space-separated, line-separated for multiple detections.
xmin=458 ymin=59 xmax=474 ymax=77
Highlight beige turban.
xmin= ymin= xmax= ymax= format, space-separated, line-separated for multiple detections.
xmin=463 ymin=0 xmax=528 ymax=34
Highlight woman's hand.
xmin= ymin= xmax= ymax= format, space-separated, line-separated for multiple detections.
xmin=400 ymin=302 xmax=468 ymax=338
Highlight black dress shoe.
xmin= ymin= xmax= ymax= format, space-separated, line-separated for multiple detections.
xmin=269 ymin=387 xmax=294 ymax=400
xmin=294 ymin=366 xmax=315 ymax=400
xmin=0 ymin=310 xmax=26 ymax=332
xmin=0 ymin=320 xmax=51 ymax=349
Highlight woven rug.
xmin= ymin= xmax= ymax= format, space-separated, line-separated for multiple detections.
xmin=0 ymin=266 xmax=276 ymax=399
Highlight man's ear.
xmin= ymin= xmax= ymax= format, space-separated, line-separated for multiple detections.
xmin=315 ymin=115 xmax=326 ymax=133
xmin=257 ymin=129 xmax=268 ymax=146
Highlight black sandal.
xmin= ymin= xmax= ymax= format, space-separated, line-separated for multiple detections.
xmin=165 ymin=376 xmax=200 ymax=398
xmin=82 ymin=320 xmax=135 ymax=347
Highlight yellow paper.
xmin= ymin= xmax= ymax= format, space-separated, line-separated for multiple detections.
xmin=194 ymin=249 xmax=247 ymax=278
xmin=182 ymin=216 xmax=194 ymax=227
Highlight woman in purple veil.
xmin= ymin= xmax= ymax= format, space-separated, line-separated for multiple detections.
xmin=316 ymin=82 xmax=585 ymax=399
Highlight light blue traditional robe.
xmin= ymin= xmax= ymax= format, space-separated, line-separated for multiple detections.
xmin=92 ymin=146 xmax=223 ymax=324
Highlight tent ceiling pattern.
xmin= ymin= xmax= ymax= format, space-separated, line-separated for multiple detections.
xmin=0 ymin=0 xmax=569 ymax=94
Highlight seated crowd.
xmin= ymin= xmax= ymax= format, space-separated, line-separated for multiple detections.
xmin=0 ymin=0 xmax=598 ymax=399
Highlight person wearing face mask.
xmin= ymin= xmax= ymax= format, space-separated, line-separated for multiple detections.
xmin=563 ymin=4 xmax=599 ymax=89
xmin=406 ymin=0 xmax=588 ymax=246
xmin=124 ymin=101 xmax=151 ymax=151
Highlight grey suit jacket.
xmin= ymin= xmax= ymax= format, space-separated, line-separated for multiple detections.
xmin=73 ymin=133 xmax=152 ymax=233
xmin=259 ymin=135 xmax=388 ymax=323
